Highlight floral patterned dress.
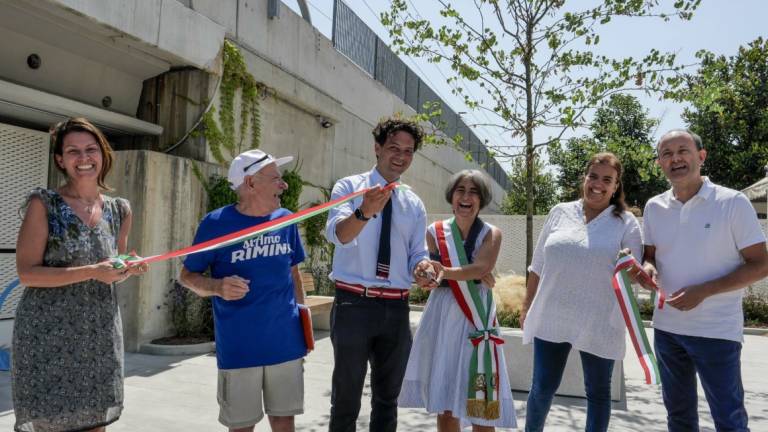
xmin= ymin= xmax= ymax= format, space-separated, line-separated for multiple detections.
xmin=12 ymin=188 xmax=129 ymax=432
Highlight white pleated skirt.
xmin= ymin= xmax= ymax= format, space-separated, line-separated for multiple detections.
xmin=399 ymin=286 xmax=517 ymax=429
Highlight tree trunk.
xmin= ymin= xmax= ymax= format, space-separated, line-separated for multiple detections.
xmin=524 ymin=14 xmax=534 ymax=280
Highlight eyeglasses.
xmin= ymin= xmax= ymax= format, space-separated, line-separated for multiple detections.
xmin=242 ymin=154 xmax=270 ymax=173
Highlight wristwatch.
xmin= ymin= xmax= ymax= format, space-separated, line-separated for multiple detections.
xmin=354 ymin=207 xmax=371 ymax=221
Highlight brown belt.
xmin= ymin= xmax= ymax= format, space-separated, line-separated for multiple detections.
xmin=334 ymin=281 xmax=410 ymax=300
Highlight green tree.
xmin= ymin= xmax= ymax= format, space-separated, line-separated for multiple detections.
xmin=670 ymin=38 xmax=768 ymax=190
xmin=382 ymin=0 xmax=699 ymax=270
xmin=502 ymin=155 xmax=558 ymax=215
xmin=549 ymin=94 xmax=667 ymax=209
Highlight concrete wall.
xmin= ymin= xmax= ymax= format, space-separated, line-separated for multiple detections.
xmin=186 ymin=0 xmax=506 ymax=212
xmin=48 ymin=0 xmax=224 ymax=72
xmin=0 ymin=0 xmax=224 ymax=121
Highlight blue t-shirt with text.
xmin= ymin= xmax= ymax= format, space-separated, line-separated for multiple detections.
xmin=183 ymin=205 xmax=306 ymax=369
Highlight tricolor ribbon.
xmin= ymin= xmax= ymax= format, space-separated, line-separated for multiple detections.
xmin=614 ymin=254 xmax=665 ymax=310
xmin=612 ymin=252 xmax=661 ymax=385
xmin=433 ymin=218 xmax=503 ymax=420
xmin=134 ymin=182 xmax=406 ymax=265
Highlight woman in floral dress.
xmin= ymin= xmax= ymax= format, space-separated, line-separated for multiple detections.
xmin=12 ymin=117 xmax=147 ymax=432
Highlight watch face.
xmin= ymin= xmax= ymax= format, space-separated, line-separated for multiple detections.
xmin=355 ymin=208 xmax=368 ymax=220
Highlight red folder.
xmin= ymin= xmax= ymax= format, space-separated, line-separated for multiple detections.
xmin=298 ymin=304 xmax=314 ymax=352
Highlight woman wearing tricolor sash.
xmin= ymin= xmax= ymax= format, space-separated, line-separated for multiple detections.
xmin=520 ymin=153 xmax=642 ymax=432
xmin=399 ymin=170 xmax=517 ymax=431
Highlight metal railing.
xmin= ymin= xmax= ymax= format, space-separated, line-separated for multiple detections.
xmin=331 ymin=0 xmax=510 ymax=190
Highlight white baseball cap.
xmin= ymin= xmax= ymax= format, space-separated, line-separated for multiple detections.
xmin=227 ymin=149 xmax=293 ymax=190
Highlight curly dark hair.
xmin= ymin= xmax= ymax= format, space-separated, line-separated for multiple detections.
xmin=371 ymin=117 xmax=425 ymax=151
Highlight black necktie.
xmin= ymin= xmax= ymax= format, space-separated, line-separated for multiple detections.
xmin=376 ymin=197 xmax=393 ymax=280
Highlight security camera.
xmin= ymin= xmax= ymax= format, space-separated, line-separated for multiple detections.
xmin=317 ymin=116 xmax=333 ymax=128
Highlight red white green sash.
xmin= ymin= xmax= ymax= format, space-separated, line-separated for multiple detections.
xmin=433 ymin=218 xmax=503 ymax=420
xmin=612 ymin=253 xmax=661 ymax=385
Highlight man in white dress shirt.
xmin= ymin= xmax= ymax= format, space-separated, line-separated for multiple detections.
xmin=325 ymin=117 xmax=438 ymax=432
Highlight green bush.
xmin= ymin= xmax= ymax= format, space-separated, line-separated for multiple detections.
xmin=166 ymin=281 xmax=214 ymax=339
xmin=203 ymin=174 xmax=237 ymax=212
xmin=744 ymin=293 xmax=768 ymax=328
xmin=634 ymin=294 xmax=768 ymax=327
xmin=409 ymin=286 xmax=431 ymax=305
xmin=281 ymin=169 xmax=302 ymax=212
xmin=301 ymin=198 xmax=336 ymax=296
xmin=496 ymin=307 xmax=521 ymax=328
xmin=638 ymin=299 xmax=654 ymax=321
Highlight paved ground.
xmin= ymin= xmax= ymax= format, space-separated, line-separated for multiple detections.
xmin=1 ymin=314 xmax=767 ymax=431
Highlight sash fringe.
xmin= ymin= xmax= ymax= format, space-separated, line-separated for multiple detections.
xmin=466 ymin=399 xmax=501 ymax=420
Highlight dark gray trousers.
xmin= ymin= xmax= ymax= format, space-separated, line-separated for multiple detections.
xmin=328 ymin=289 xmax=412 ymax=432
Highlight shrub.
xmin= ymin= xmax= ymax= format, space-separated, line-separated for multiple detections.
xmin=409 ymin=286 xmax=431 ymax=305
xmin=638 ymin=299 xmax=654 ymax=321
xmin=744 ymin=293 xmax=768 ymax=328
xmin=166 ymin=281 xmax=214 ymax=339
xmin=626 ymin=294 xmax=768 ymax=327
xmin=496 ymin=307 xmax=521 ymax=328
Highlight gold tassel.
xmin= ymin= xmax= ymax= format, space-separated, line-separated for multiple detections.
xmin=467 ymin=399 xmax=501 ymax=420
xmin=466 ymin=399 xmax=486 ymax=418
xmin=484 ymin=400 xmax=500 ymax=420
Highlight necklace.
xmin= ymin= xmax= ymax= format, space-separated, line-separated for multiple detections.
xmin=60 ymin=185 xmax=101 ymax=214
xmin=78 ymin=199 xmax=99 ymax=214
xmin=70 ymin=196 xmax=100 ymax=214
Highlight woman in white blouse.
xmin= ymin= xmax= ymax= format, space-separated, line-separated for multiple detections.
xmin=520 ymin=152 xmax=643 ymax=432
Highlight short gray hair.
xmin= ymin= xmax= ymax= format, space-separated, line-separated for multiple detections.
xmin=657 ymin=129 xmax=704 ymax=152
xmin=444 ymin=169 xmax=493 ymax=209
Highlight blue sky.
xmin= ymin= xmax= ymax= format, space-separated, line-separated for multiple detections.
xmin=285 ymin=0 xmax=767 ymax=171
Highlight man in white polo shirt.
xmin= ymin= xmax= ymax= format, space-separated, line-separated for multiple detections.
xmin=639 ymin=129 xmax=768 ymax=431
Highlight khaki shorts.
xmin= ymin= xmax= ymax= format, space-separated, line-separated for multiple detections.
xmin=217 ymin=358 xmax=304 ymax=428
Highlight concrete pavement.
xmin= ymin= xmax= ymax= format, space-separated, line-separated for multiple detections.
xmin=1 ymin=314 xmax=767 ymax=431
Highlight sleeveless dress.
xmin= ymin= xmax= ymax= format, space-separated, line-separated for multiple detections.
xmin=399 ymin=220 xmax=517 ymax=429
xmin=12 ymin=188 xmax=129 ymax=432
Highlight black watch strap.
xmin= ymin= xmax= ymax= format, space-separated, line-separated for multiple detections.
xmin=354 ymin=207 xmax=370 ymax=221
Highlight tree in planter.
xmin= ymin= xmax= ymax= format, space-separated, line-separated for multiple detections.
xmin=381 ymin=0 xmax=700 ymax=272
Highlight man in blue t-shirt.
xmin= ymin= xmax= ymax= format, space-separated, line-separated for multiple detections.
xmin=180 ymin=149 xmax=306 ymax=432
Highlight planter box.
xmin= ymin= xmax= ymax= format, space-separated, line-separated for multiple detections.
xmin=306 ymin=295 xmax=334 ymax=331
xmin=408 ymin=312 xmax=625 ymax=402
xmin=138 ymin=341 xmax=216 ymax=356
xmin=499 ymin=328 xmax=624 ymax=402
